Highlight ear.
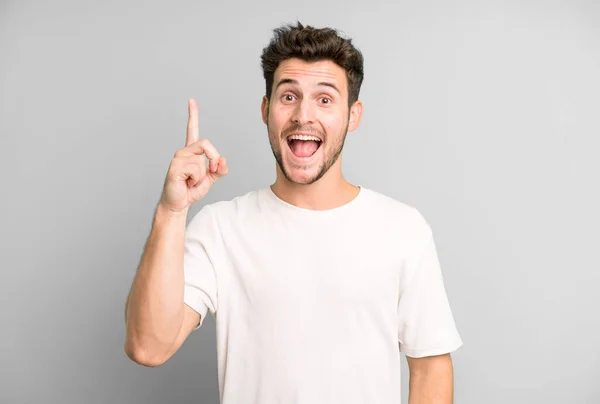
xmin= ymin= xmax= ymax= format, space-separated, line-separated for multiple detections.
xmin=347 ymin=100 xmax=363 ymax=132
xmin=261 ymin=96 xmax=269 ymax=125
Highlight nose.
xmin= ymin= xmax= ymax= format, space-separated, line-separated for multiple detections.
xmin=291 ymin=98 xmax=316 ymax=125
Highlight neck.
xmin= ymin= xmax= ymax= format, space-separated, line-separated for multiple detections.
xmin=270 ymin=159 xmax=360 ymax=211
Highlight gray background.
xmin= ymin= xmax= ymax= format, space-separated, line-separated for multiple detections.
xmin=1 ymin=0 xmax=598 ymax=403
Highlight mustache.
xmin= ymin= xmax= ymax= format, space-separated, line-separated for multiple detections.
xmin=282 ymin=124 xmax=324 ymax=138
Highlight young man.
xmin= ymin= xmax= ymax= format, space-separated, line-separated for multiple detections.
xmin=125 ymin=22 xmax=463 ymax=404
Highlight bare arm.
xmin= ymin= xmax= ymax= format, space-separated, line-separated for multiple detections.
xmin=124 ymin=205 xmax=199 ymax=367
xmin=123 ymin=98 xmax=228 ymax=367
xmin=406 ymin=353 xmax=455 ymax=404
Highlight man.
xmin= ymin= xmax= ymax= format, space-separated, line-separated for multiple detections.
xmin=125 ymin=21 xmax=463 ymax=404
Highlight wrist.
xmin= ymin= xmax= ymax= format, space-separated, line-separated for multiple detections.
xmin=155 ymin=203 xmax=189 ymax=222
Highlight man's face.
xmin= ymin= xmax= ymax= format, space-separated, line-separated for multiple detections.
xmin=261 ymin=58 xmax=362 ymax=185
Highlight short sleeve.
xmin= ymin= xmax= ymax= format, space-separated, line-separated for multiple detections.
xmin=183 ymin=204 xmax=219 ymax=331
xmin=397 ymin=221 xmax=463 ymax=357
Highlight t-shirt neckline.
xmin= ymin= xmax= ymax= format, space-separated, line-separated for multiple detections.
xmin=264 ymin=185 xmax=365 ymax=217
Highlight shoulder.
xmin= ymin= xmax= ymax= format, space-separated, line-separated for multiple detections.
xmin=190 ymin=188 xmax=263 ymax=221
xmin=185 ymin=190 xmax=262 ymax=241
xmin=360 ymin=187 xmax=433 ymax=243
xmin=361 ymin=187 xmax=430 ymax=227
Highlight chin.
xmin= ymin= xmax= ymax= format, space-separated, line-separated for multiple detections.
xmin=283 ymin=161 xmax=328 ymax=185
xmin=281 ymin=165 xmax=315 ymax=184
xmin=288 ymin=173 xmax=318 ymax=185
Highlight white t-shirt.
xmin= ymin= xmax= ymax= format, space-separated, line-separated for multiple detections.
xmin=183 ymin=185 xmax=463 ymax=404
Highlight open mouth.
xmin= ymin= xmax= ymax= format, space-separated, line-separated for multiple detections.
xmin=287 ymin=137 xmax=322 ymax=158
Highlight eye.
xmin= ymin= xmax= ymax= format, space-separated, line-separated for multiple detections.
xmin=320 ymin=97 xmax=332 ymax=104
xmin=282 ymin=94 xmax=296 ymax=102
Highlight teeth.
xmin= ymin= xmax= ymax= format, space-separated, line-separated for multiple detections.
xmin=288 ymin=134 xmax=321 ymax=142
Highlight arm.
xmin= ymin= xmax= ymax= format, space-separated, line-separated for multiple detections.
xmin=124 ymin=204 xmax=200 ymax=367
xmin=406 ymin=353 xmax=455 ymax=404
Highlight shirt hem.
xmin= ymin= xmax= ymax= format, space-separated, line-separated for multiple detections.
xmin=400 ymin=338 xmax=464 ymax=358
xmin=183 ymin=285 xmax=210 ymax=330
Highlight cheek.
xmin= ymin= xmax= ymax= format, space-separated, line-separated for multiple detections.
xmin=268 ymin=107 xmax=290 ymax=128
xmin=322 ymin=114 xmax=343 ymax=134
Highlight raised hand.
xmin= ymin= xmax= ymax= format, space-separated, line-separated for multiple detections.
xmin=158 ymin=98 xmax=228 ymax=213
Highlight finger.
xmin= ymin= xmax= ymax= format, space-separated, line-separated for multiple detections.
xmin=186 ymin=98 xmax=199 ymax=147
xmin=172 ymin=153 xmax=204 ymax=177
xmin=186 ymin=169 xmax=200 ymax=188
xmin=183 ymin=162 xmax=206 ymax=187
xmin=213 ymin=156 xmax=228 ymax=177
xmin=177 ymin=153 xmax=206 ymax=167
xmin=184 ymin=139 xmax=221 ymax=171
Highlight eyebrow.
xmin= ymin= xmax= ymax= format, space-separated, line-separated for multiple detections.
xmin=275 ymin=78 xmax=341 ymax=95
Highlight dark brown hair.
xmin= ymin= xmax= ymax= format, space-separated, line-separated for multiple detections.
xmin=260 ymin=21 xmax=364 ymax=108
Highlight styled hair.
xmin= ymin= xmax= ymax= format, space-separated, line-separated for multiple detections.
xmin=260 ymin=21 xmax=364 ymax=108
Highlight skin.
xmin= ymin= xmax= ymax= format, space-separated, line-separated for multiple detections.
xmin=407 ymin=353 xmax=455 ymax=403
xmin=125 ymin=57 xmax=457 ymax=401
xmin=261 ymin=57 xmax=363 ymax=210
xmin=262 ymin=57 xmax=455 ymax=402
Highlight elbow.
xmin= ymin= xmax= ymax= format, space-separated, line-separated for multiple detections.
xmin=124 ymin=339 xmax=167 ymax=368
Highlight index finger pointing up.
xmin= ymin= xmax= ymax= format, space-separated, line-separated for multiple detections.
xmin=186 ymin=98 xmax=199 ymax=146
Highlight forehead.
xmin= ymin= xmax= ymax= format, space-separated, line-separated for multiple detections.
xmin=274 ymin=58 xmax=347 ymax=93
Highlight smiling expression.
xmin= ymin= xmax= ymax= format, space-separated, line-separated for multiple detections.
xmin=261 ymin=58 xmax=362 ymax=185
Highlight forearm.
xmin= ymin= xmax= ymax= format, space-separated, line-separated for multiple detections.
xmin=408 ymin=357 xmax=454 ymax=404
xmin=124 ymin=204 xmax=188 ymax=364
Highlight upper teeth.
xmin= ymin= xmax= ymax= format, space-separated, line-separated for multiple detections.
xmin=288 ymin=134 xmax=321 ymax=142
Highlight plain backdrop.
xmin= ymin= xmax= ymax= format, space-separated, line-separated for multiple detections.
xmin=1 ymin=0 xmax=599 ymax=403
